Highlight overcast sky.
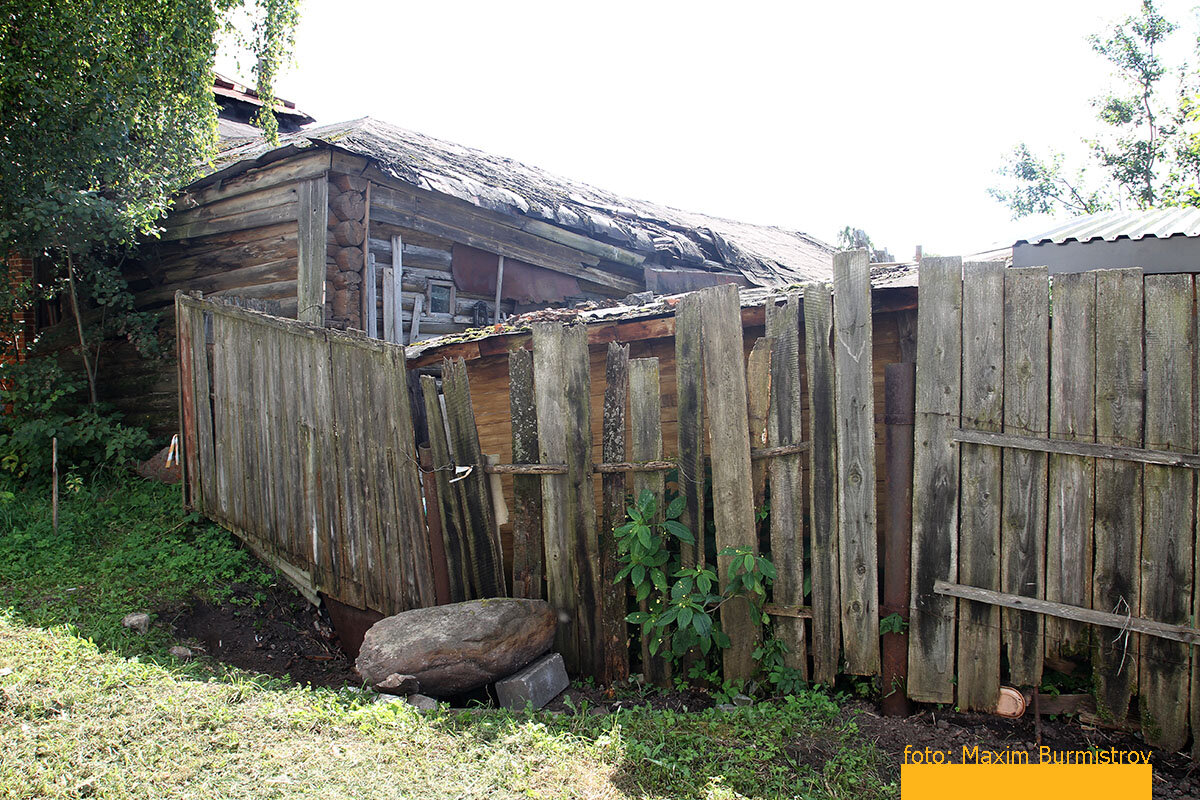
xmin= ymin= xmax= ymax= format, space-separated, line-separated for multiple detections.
xmin=224 ymin=0 xmax=1200 ymax=259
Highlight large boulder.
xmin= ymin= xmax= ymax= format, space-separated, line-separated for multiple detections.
xmin=355 ymin=598 xmax=556 ymax=696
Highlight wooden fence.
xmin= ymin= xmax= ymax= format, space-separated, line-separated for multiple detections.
xmin=908 ymin=260 xmax=1200 ymax=754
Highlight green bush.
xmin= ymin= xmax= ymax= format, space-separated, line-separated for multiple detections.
xmin=0 ymin=358 xmax=152 ymax=479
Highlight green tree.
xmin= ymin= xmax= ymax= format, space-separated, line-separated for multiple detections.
xmin=990 ymin=0 xmax=1200 ymax=218
xmin=0 ymin=0 xmax=299 ymax=402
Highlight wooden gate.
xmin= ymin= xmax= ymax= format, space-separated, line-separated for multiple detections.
xmin=908 ymin=260 xmax=1200 ymax=754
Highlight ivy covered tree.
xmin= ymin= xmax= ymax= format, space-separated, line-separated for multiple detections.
xmin=990 ymin=0 xmax=1200 ymax=217
xmin=0 ymin=0 xmax=299 ymax=402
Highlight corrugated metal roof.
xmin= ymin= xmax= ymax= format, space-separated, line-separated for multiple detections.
xmin=1017 ymin=207 xmax=1200 ymax=245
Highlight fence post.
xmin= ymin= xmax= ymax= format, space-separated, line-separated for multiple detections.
xmin=881 ymin=362 xmax=914 ymax=716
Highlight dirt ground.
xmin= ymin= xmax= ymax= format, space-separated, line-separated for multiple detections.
xmin=848 ymin=701 xmax=1199 ymax=799
xmin=165 ymin=585 xmax=1198 ymax=797
xmin=163 ymin=582 xmax=359 ymax=688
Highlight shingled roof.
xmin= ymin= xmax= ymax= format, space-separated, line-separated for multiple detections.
xmin=205 ymin=117 xmax=836 ymax=287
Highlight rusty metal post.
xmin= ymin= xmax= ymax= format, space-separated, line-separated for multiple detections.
xmin=881 ymin=362 xmax=915 ymax=716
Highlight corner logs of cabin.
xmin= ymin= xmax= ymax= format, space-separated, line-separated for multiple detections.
xmin=325 ymin=172 xmax=368 ymax=330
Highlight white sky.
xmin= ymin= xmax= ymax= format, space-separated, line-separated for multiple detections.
xmin=224 ymin=0 xmax=1200 ymax=259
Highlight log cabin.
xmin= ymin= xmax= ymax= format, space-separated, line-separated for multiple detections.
xmin=92 ymin=115 xmax=837 ymax=436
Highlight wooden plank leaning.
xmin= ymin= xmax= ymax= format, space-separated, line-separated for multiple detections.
xmin=765 ymin=295 xmax=807 ymax=679
xmin=420 ymin=375 xmax=470 ymax=601
xmin=509 ymin=348 xmax=543 ymax=600
xmin=832 ymin=250 xmax=879 ymax=676
xmin=674 ymin=292 xmax=706 ymax=572
xmin=907 ymin=256 xmax=962 ymax=703
xmin=600 ymin=342 xmax=631 ymax=684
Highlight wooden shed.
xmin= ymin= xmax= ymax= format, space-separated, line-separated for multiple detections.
xmin=406 ymin=267 xmax=918 ymax=574
xmin=91 ymin=117 xmax=836 ymax=437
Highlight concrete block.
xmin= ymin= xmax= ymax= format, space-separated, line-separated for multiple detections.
xmin=494 ymin=652 xmax=568 ymax=711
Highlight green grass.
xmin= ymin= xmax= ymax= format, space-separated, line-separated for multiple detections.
xmin=0 ymin=479 xmax=897 ymax=799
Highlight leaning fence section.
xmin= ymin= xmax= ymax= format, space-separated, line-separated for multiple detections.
xmin=908 ymin=262 xmax=1200 ymax=754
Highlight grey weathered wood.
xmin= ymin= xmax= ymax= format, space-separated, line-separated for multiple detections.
xmin=363 ymin=251 xmax=378 ymax=338
xmin=803 ymin=281 xmax=841 ymax=686
xmin=674 ymin=292 xmax=706 ymax=571
xmin=630 ymin=357 xmax=670 ymax=686
xmin=600 ymin=343 xmax=630 ymax=685
xmin=746 ymin=337 xmax=773 ymax=511
xmin=384 ymin=341 xmax=433 ymax=610
xmin=952 ymin=429 xmax=1200 ymax=468
xmin=1140 ymin=273 xmax=1194 ymax=753
xmin=1001 ymin=266 xmax=1049 ymax=688
xmin=956 ymin=260 xmax=1004 ymax=712
xmin=442 ymin=356 xmax=505 ymax=599
xmin=408 ymin=294 xmax=422 ymax=343
xmin=532 ymin=323 xmax=580 ymax=669
xmin=1046 ymin=271 xmax=1096 ymax=660
xmin=907 ymin=255 xmax=962 ymax=704
xmin=296 ymin=177 xmax=328 ymax=326
xmin=421 ymin=375 xmax=469 ymax=602
xmin=832 ymin=250 xmax=879 ymax=676
xmin=494 ymin=255 xmax=505 ymax=325
xmin=698 ymin=283 xmax=759 ymax=681
xmin=935 ymin=582 xmax=1200 ymax=646
xmin=382 ymin=268 xmax=396 ymax=343
xmin=188 ymin=305 xmax=217 ymax=514
xmin=1092 ymin=268 xmax=1143 ymax=728
xmin=390 ymin=234 xmax=404 ymax=342
xmin=765 ymin=295 xmax=807 ymax=678
xmin=509 ymin=348 xmax=543 ymax=600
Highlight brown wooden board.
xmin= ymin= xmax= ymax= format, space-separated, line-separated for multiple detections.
xmin=1140 ymin=273 xmax=1194 ymax=752
xmin=746 ymin=337 xmax=773 ymax=511
xmin=765 ymin=295 xmax=807 ymax=678
xmin=908 ymin=256 xmax=962 ymax=704
xmin=600 ymin=343 xmax=631 ymax=684
xmin=674 ymin=292 xmax=706 ymax=571
xmin=630 ymin=357 xmax=670 ymax=685
xmin=803 ymin=281 xmax=841 ymax=685
xmin=442 ymin=357 xmax=505 ymax=598
xmin=956 ymin=260 xmax=1004 ymax=711
xmin=698 ymin=283 xmax=760 ymax=681
xmin=532 ymin=322 xmax=578 ymax=667
xmin=1001 ymin=267 xmax=1049 ymax=689
xmin=509 ymin=348 xmax=543 ymax=600
xmin=297 ymin=176 xmax=328 ymax=326
xmin=832 ymin=250 xmax=879 ymax=676
xmin=421 ymin=375 xmax=470 ymax=602
xmin=1092 ymin=269 xmax=1144 ymax=727
xmin=1046 ymin=271 xmax=1097 ymax=660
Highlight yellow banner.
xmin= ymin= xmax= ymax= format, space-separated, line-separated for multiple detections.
xmin=902 ymin=763 xmax=1151 ymax=799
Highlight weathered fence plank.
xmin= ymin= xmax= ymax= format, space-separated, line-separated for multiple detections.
xmin=385 ymin=343 xmax=433 ymax=609
xmin=509 ymin=348 xmax=543 ymax=600
xmin=532 ymin=323 xmax=577 ymax=666
xmin=630 ymin=357 xmax=670 ymax=685
xmin=746 ymin=337 xmax=773 ymax=511
xmin=956 ymin=260 xmax=1004 ymax=711
xmin=803 ymin=281 xmax=841 ymax=685
xmin=296 ymin=176 xmax=328 ymax=326
xmin=1092 ymin=268 xmax=1144 ymax=727
xmin=1046 ymin=271 xmax=1096 ymax=660
xmin=674 ymin=292 xmax=706 ymax=571
xmin=188 ymin=305 xmax=216 ymax=514
xmin=765 ymin=295 xmax=807 ymax=678
xmin=421 ymin=375 xmax=469 ymax=602
xmin=698 ymin=283 xmax=760 ymax=682
xmin=1140 ymin=274 xmax=1194 ymax=752
xmin=600 ymin=342 xmax=631 ymax=684
xmin=442 ymin=357 xmax=505 ymax=598
xmin=908 ymin=256 xmax=962 ymax=704
xmin=1001 ymin=267 xmax=1049 ymax=689
xmin=832 ymin=249 xmax=879 ymax=676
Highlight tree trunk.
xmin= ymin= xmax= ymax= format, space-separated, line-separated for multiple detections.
xmin=65 ymin=254 xmax=97 ymax=405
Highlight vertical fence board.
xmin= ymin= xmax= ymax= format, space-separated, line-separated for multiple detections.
xmin=832 ymin=250 xmax=880 ymax=676
xmin=388 ymin=344 xmax=433 ymax=610
xmin=1046 ymin=272 xmax=1097 ymax=660
xmin=698 ymin=283 xmax=760 ymax=681
xmin=804 ymin=281 xmax=841 ymax=685
xmin=188 ymin=306 xmax=217 ymax=514
xmin=630 ymin=357 xmax=670 ymax=685
xmin=908 ymin=256 xmax=962 ymax=704
xmin=443 ymin=357 xmax=505 ymax=598
xmin=957 ymin=260 xmax=1004 ymax=711
xmin=601 ymin=343 xmax=631 ymax=684
xmin=176 ymin=296 xmax=198 ymax=510
xmin=1001 ymin=267 xmax=1049 ymax=688
xmin=1140 ymin=274 xmax=1194 ymax=752
xmin=765 ymin=295 xmax=807 ymax=678
xmin=563 ymin=324 xmax=603 ymax=675
xmin=509 ymin=348 xmax=544 ymax=600
xmin=1092 ymin=269 xmax=1144 ymax=727
xmin=421 ymin=375 xmax=469 ymax=602
xmin=674 ymin=293 xmax=706 ymax=570
xmin=747 ymin=337 xmax=773 ymax=510
xmin=532 ymin=323 xmax=578 ymax=666
xmin=383 ymin=267 xmax=396 ymax=343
